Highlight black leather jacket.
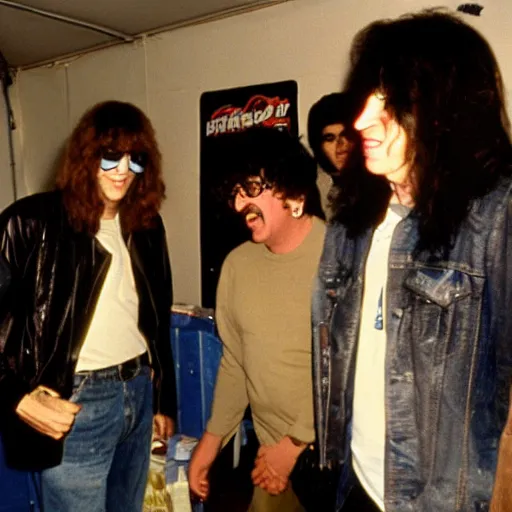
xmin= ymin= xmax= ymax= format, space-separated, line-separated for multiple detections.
xmin=0 ymin=191 xmax=177 ymax=470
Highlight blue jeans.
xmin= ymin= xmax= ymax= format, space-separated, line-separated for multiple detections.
xmin=41 ymin=362 xmax=153 ymax=512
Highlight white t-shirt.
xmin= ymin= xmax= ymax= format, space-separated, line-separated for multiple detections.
xmin=76 ymin=215 xmax=147 ymax=371
xmin=351 ymin=207 xmax=403 ymax=511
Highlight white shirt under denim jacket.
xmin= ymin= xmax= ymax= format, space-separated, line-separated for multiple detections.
xmin=312 ymin=176 xmax=512 ymax=511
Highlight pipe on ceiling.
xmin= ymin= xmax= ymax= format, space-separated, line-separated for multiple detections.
xmin=0 ymin=0 xmax=134 ymax=41
xmin=17 ymin=0 xmax=291 ymax=70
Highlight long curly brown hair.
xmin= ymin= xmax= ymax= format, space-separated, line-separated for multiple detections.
xmin=56 ymin=100 xmax=165 ymax=235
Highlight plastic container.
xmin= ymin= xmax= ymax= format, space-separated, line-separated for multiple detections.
xmin=167 ymin=466 xmax=192 ymax=512
xmin=0 ymin=433 xmax=41 ymax=512
xmin=165 ymin=435 xmax=203 ymax=512
xmin=170 ymin=306 xmax=222 ymax=440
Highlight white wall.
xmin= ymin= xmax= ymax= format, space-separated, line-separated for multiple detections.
xmin=0 ymin=85 xmax=17 ymax=210
xmin=5 ymin=0 xmax=512 ymax=305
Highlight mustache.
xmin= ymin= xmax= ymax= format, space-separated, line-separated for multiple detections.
xmin=239 ymin=204 xmax=263 ymax=218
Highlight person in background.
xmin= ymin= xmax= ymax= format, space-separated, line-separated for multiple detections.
xmin=0 ymin=100 xmax=176 ymax=512
xmin=313 ymin=10 xmax=512 ymax=511
xmin=307 ymin=92 xmax=357 ymax=177
xmin=189 ymin=127 xmax=326 ymax=512
xmin=307 ymin=92 xmax=358 ymax=217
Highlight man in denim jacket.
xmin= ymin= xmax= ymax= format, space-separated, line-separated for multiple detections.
xmin=312 ymin=10 xmax=512 ymax=511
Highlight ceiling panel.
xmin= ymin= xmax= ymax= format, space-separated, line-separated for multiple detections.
xmin=0 ymin=7 xmax=114 ymax=67
xmin=0 ymin=0 xmax=285 ymax=68
xmin=16 ymin=0 xmax=282 ymax=33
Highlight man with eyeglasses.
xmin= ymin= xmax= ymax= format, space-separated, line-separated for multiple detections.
xmin=0 ymin=101 xmax=176 ymax=512
xmin=189 ymin=128 xmax=326 ymax=511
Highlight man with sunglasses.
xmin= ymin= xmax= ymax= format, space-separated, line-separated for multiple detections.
xmin=189 ymin=128 xmax=325 ymax=511
xmin=0 ymin=101 xmax=176 ymax=512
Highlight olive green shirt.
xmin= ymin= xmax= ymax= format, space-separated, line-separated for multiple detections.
xmin=207 ymin=217 xmax=326 ymax=445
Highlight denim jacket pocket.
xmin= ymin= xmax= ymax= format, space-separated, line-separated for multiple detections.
xmin=401 ymin=267 xmax=482 ymax=365
xmin=403 ymin=268 xmax=473 ymax=308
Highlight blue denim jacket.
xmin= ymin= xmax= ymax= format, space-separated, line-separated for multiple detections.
xmin=312 ymin=176 xmax=512 ymax=511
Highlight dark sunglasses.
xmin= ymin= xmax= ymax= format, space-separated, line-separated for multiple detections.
xmin=100 ymin=150 xmax=148 ymax=174
xmin=228 ymin=177 xmax=272 ymax=207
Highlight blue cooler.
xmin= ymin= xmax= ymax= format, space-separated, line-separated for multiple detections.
xmin=170 ymin=305 xmax=222 ymax=439
xmin=168 ymin=305 xmax=222 ymax=512
xmin=0 ymin=433 xmax=41 ymax=512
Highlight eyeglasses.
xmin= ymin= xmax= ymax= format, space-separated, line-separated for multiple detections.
xmin=228 ymin=177 xmax=272 ymax=206
xmin=100 ymin=150 xmax=148 ymax=174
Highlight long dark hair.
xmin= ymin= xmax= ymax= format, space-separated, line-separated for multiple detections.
xmin=333 ymin=9 xmax=512 ymax=252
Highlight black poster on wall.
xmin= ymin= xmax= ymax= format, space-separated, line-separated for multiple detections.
xmin=200 ymin=80 xmax=298 ymax=308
